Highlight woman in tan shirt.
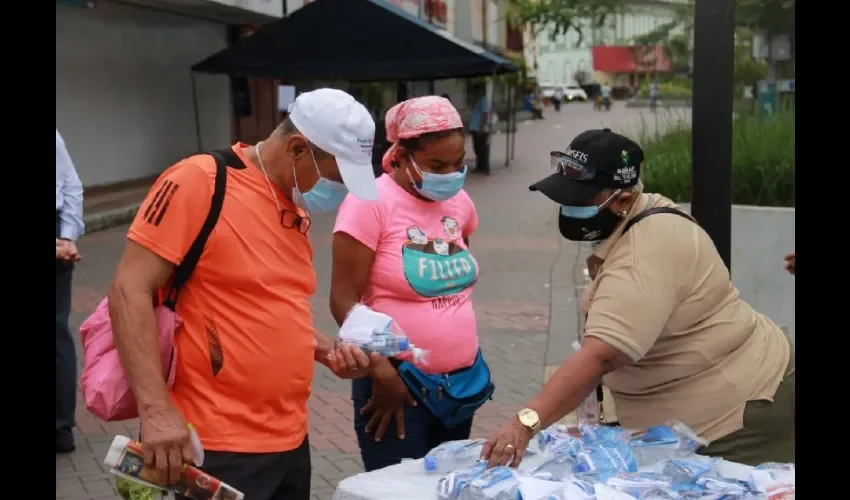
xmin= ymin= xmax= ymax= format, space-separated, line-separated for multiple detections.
xmin=480 ymin=129 xmax=795 ymax=467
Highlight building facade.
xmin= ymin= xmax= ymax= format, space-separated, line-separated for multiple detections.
xmin=56 ymin=0 xmax=283 ymax=188
xmin=528 ymin=0 xmax=687 ymax=88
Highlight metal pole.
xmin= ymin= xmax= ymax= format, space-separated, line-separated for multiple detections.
xmin=510 ymin=85 xmax=517 ymax=160
xmin=504 ymin=84 xmax=511 ymax=167
xmin=691 ymin=0 xmax=735 ymax=271
xmin=191 ymin=72 xmax=202 ymax=151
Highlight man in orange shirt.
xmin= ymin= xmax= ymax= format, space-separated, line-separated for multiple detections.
xmin=108 ymin=89 xmax=380 ymax=500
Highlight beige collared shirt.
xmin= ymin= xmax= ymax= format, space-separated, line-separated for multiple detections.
xmin=581 ymin=193 xmax=790 ymax=442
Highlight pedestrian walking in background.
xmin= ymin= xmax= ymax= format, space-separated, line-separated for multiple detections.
xmin=601 ymin=82 xmax=613 ymax=111
xmin=56 ymin=129 xmax=85 ymax=454
xmin=552 ymin=86 xmax=564 ymax=112
xmin=469 ymin=84 xmax=491 ymax=174
xmin=649 ymin=79 xmax=660 ymax=112
xmin=481 ymin=129 xmax=794 ymax=468
xmin=331 ymin=96 xmax=492 ymax=472
xmin=107 ymin=89 xmax=380 ymax=500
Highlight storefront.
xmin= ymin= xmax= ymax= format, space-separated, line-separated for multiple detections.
xmin=56 ymin=0 xmax=281 ymax=188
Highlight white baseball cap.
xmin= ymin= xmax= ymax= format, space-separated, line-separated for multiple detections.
xmin=288 ymin=88 xmax=378 ymax=201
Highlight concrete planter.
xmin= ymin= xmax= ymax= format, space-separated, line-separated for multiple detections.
xmin=626 ymin=98 xmax=692 ymax=108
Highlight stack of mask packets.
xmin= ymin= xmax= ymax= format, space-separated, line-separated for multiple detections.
xmin=434 ymin=421 xmax=794 ymax=500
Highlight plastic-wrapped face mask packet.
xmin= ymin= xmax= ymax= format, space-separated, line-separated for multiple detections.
xmin=563 ymin=476 xmax=597 ymax=500
xmin=606 ymin=472 xmax=671 ymax=497
xmin=641 ymin=482 xmax=723 ymax=500
xmin=460 ymin=466 xmax=522 ymax=500
xmin=573 ymin=440 xmax=639 ymax=476
xmin=547 ymin=437 xmax=583 ymax=458
xmin=534 ymin=424 xmax=581 ymax=453
xmin=695 ymin=475 xmax=751 ymax=494
xmin=424 ymin=439 xmax=486 ymax=474
xmin=528 ymin=454 xmax=576 ymax=481
xmin=628 ymin=420 xmax=708 ymax=466
xmin=662 ymin=457 xmax=719 ymax=484
xmin=579 ymin=423 xmax=632 ymax=444
xmin=437 ymin=462 xmax=488 ymax=500
xmin=749 ymin=466 xmax=795 ymax=498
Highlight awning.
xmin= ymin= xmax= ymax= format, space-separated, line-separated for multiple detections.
xmin=191 ymin=0 xmax=519 ymax=82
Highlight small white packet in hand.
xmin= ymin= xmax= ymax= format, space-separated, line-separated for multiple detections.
xmin=339 ymin=304 xmax=393 ymax=343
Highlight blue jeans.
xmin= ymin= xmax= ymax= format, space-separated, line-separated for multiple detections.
xmin=352 ymin=377 xmax=473 ymax=472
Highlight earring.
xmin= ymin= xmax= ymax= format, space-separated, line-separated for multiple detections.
xmin=619 ymin=210 xmax=628 ymax=217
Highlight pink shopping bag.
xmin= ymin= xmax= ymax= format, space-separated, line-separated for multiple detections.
xmin=79 ymin=298 xmax=180 ymax=422
xmin=78 ymin=150 xmax=229 ymax=422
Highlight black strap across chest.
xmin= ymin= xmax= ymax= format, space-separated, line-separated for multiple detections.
xmin=622 ymin=207 xmax=696 ymax=235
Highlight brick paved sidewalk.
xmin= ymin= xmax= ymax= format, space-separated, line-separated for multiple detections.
xmin=57 ymin=104 xmax=660 ymax=500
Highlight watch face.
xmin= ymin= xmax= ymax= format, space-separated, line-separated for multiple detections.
xmin=518 ymin=409 xmax=538 ymax=425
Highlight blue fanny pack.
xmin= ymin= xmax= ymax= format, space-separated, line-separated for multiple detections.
xmin=396 ymin=350 xmax=495 ymax=429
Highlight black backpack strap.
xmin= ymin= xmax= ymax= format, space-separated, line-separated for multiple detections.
xmin=163 ymin=150 xmax=231 ymax=309
xmin=622 ymin=207 xmax=696 ymax=235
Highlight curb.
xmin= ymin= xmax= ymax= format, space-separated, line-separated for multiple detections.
xmin=626 ymin=99 xmax=692 ymax=108
xmin=83 ymin=203 xmax=142 ymax=234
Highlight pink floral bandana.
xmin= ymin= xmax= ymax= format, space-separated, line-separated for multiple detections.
xmin=381 ymin=96 xmax=463 ymax=173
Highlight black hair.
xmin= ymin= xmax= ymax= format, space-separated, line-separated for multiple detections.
xmin=391 ymin=128 xmax=464 ymax=169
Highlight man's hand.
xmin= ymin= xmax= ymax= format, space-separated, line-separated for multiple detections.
xmin=361 ymin=362 xmax=417 ymax=441
xmin=480 ymin=415 xmax=533 ymax=469
xmin=327 ymin=344 xmax=377 ymax=379
xmin=784 ymin=251 xmax=795 ymax=275
xmin=56 ymin=239 xmax=81 ymax=262
xmin=139 ymin=402 xmax=194 ymax=486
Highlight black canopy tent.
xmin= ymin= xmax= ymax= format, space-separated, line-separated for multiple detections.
xmin=189 ymin=0 xmax=520 ymax=167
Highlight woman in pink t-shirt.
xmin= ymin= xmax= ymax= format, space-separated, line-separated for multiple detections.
xmin=331 ymin=96 xmax=492 ymax=471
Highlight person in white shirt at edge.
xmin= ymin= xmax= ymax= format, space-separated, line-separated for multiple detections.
xmin=552 ymin=87 xmax=564 ymax=112
xmin=56 ymin=129 xmax=84 ymax=453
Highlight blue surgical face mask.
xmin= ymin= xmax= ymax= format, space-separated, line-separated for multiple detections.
xmin=292 ymin=148 xmax=348 ymax=214
xmin=407 ymin=157 xmax=467 ymax=202
xmin=559 ymin=190 xmax=622 ymax=219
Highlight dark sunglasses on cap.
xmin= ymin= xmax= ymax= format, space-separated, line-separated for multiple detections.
xmin=550 ymin=151 xmax=596 ymax=182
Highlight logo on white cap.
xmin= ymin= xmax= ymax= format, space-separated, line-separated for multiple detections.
xmin=288 ymin=89 xmax=379 ymax=201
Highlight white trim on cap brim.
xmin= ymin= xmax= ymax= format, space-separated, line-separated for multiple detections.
xmin=337 ymin=156 xmax=379 ymax=201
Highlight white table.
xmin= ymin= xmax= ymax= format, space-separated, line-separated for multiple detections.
xmin=332 ymin=454 xmax=757 ymax=500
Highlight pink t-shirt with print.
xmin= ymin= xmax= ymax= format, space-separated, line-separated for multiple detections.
xmin=333 ymin=174 xmax=480 ymax=374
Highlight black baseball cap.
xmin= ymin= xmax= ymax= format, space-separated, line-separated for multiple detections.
xmin=529 ymin=128 xmax=644 ymax=205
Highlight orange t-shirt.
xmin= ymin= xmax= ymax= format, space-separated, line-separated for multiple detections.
xmin=127 ymin=143 xmax=317 ymax=453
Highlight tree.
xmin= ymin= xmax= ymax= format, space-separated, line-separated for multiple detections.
xmin=506 ymin=0 xmax=626 ymax=45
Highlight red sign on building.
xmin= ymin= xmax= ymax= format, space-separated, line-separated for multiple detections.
xmin=592 ymin=45 xmax=671 ymax=73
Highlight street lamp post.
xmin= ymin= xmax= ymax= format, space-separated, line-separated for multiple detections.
xmin=691 ymin=0 xmax=736 ymax=271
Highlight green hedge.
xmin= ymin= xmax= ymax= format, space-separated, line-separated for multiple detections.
xmin=635 ymin=81 xmax=693 ymax=100
xmin=639 ymin=109 xmax=795 ymax=207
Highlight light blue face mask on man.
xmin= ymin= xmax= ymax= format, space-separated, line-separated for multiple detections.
xmin=407 ymin=157 xmax=467 ymax=201
xmin=292 ymin=147 xmax=349 ymax=214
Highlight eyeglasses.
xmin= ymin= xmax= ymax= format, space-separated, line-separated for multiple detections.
xmin=550 ymin=151 xmax=597 ymax=182
xmin=280 ymin=210 xmax=312 ymax=234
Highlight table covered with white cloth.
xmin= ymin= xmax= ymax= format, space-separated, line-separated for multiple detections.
xmin=331 ymin=453 xmax=765 ymax=500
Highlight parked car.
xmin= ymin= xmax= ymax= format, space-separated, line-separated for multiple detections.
xmin=562 ymin=85 xmax=588 ymax=102
xmin=540 ymin=84 xmax=588 ymax=103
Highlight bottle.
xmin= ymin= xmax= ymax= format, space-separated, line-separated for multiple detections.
xmin=337 ymin=304 xmax=429 ymax=363
xmin=424 ymin=439 xmax=486 ymax=474
xmin=335 ymin=329 xmax=428 ymax=363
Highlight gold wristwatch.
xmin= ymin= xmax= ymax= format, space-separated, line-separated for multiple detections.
xmin=516 ymin=408 xmax=541 ymax=435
